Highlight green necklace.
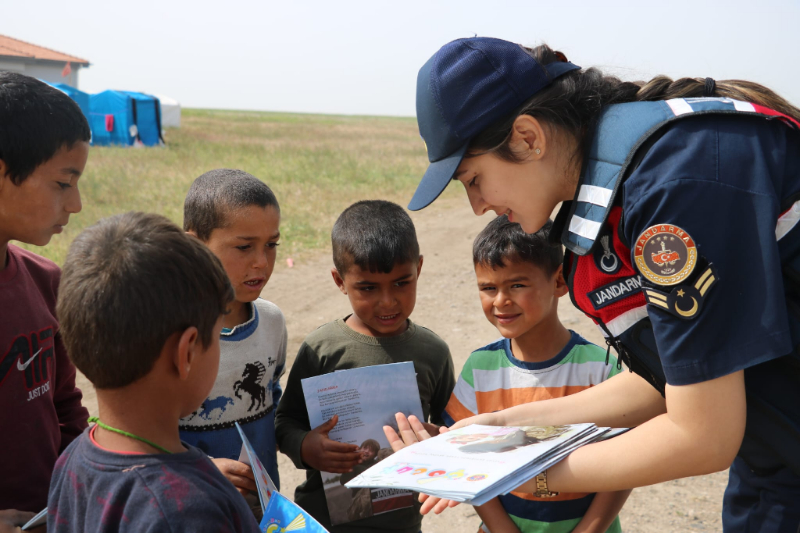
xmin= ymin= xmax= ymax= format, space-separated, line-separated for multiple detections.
xmin=88 ymin=416 xmax=174 ymax=454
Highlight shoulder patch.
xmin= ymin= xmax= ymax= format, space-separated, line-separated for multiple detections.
xmin=642 ymin=264 xmax=718 ymax=320
xmin=634 ymin=224 xmax=697 ymax=286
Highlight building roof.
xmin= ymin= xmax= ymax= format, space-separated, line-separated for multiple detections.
xmin=0 ymin=34 xmax=89 ymax=65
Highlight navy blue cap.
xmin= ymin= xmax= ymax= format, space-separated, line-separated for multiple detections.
xmin=408 ymin=37 xmax=580 ymax=211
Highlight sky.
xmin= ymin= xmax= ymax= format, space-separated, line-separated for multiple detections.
xmin=3 ymin=0 xmax=799 ymax=117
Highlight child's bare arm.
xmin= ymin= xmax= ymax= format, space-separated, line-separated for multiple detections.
xmin=211 ymin=458 xmax=258 ymax=496
xmin=571 ymin=489 xmax=632 ymax=533
xmin=301 ymin=415 xmax=362 ymax=473
xmin=475 ymin=498 xmax=521 ymax=533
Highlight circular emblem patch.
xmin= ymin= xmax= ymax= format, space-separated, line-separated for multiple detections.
xmin=634 ymin=224 xmax=697 ymax=286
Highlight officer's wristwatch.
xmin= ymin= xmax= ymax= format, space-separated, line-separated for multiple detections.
xmin=534 ymin=469 xmax=559 ymax=498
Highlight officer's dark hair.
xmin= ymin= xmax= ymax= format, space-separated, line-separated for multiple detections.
xmin=0 ymin=72 xmax=91 ymax=184
xmin=57 ymin=212 xmax=234 ymax=390
xmin=184 ymin=168 xmax=280 ymax=241
xmin=470 ymin=44 xmax=800 ymax=168
xmin=332 ymin=200 xmax=420 ymax=276
xmin=473 ymin=216 xmax=562 ymax=277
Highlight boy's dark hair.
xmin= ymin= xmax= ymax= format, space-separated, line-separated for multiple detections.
xmin=332 ymin=200 xmax=420 ymax=275
xmin=473 ymin=216 xmax=562 ymax=276
xmin=0 ymin=72 xmax=91 ymax=184
xmin=57 ymin=212 xmax=234 ymax=389
xmin=184 ymin=168 xmax=280 ymax=241
xmin=360 ymin=439 xmax=380 ymax=454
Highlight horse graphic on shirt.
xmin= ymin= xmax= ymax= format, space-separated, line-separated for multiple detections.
xmin=234 ymin=361 xmax=267 ymax=412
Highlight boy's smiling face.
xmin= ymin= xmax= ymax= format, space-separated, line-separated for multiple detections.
xmin=332 ymin=258 xmax=423 ymax=337
xmin=0 ymin=142 xmax=89 ymax=248
xmin=475 ymin=260 xmax=566 ymax=340
xmin=201 ymin=204 xmax=280 ymax=328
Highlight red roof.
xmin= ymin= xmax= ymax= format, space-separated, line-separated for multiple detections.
xmin=0 ymin=34 xmax=89 ymax=65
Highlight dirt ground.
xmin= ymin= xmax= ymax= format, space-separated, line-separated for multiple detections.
xmin=75 ymin=196 xmax=727 ymax=532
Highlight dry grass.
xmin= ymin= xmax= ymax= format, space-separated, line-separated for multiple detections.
xmin=18 ymin=108 xmax=461 ymax=265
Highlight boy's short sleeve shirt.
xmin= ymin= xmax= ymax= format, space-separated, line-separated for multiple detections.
xmin=443 ymin=332 xmax=622 ymax=533
xmin=47 ymin=428 xmax=260 ymax=532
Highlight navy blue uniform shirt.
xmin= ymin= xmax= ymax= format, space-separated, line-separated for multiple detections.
xmin=621 ymin=114 xmax=800 ymax=531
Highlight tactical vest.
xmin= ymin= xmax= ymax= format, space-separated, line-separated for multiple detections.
xmin=556 ymin=98 xmax=800 ymax=396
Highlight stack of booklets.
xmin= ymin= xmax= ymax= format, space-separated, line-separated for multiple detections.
xmin=345 ymin=423 xmax=623 ymax=506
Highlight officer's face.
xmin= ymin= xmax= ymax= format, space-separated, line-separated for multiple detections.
xmin=475 ymin=260 xmax=567 ymax=343
xmin=454 ymin=118 xmax=579 ymax=233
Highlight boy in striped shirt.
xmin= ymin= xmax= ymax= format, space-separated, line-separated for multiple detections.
xmin=443 ymin=216 xmax=630 ymax=533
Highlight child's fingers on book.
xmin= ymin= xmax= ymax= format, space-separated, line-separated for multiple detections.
xmin=229 ymin=461 xmax=255 ymax=479
xmin=407 ymin=416 xmax=432 ymax=440
xmin=228 ymin=475 xmax=258 ymax=492
xmin=211 ymin=458 xmax=255 ymax=480
xmin=395 ymin=412 xmax=423 ymax=446
xmin=418 ymin=494 xmax=460 ymax=515
xmin=383 ymin=425 xmax=406 ymax=452
xmin=418 ymin=495 xmax=441 ymax=514
xmin=324 ymin=439 xmax=360 ymax=453
xmin=0 ymin=509 xmax=35 ymax=527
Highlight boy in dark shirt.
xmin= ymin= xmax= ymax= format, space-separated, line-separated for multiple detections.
xmin=0 ymin=72 xmax=90 ymax=521
xmin=47 ymin=212 xmax=260 ymax=532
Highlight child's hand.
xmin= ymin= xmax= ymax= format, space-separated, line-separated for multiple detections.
xmin=211 ymin=458 xmax=258 ymax=496
xmin=0 ymin=509 xmax=36 ymax=533
xmin=449 ymin=412 xmax=503 ymax=431
xmin=422 ymin=422 xmax=442 ymax=436
xmin=301 ymin=415 xmax=362 ymax=473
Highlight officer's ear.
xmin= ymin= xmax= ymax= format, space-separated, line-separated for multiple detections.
xmin=553 ymin=265 xmax=569 ymax=297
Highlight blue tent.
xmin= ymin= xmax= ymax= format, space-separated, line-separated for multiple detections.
xmin=88 ymin=90 xmax=163 ymax=147
xmin=46 ymin=82 xmax=90 ymax=122
xmin=122 ymin=92 xmax=163 ymax=146
xmin=89 ymin=90 xmax=137 ymax=146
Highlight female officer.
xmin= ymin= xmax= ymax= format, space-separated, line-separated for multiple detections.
xmin=402 ymin=37 xmax=800 ymax=531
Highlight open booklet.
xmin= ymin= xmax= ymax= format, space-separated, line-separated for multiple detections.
xmin=301 ymin=362 xmax=424 ymax=526
xmin=345 ymin=423 xmax=620 ymax=506
xmin=235 ymin=422 xmax=329 ymax=533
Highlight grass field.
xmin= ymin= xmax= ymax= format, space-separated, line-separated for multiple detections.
xmin=19 ymin=108 xmax=459 ymax=266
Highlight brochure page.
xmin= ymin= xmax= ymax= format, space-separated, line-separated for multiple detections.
xmin=301 ymin=362 xmax=424 ymax=525
xmin=235 ymin=422 xmax=329 ymax=532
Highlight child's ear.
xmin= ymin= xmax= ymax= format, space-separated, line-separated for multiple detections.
xmin=416 ymin=255 xmax=424 ymax=277
xmin=553 ymin=264 xmax=569 ymax=297
xmin=331 ymin=267 xmax=347 ymax=295
xmin=185 ymin=230 xmax=198 ymax=238
xmin=174 ymin=326 xmax=200 ymax=380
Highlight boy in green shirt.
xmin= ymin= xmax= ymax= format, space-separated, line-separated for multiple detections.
xmin=276 ymin=200 xmax=455 ymax=533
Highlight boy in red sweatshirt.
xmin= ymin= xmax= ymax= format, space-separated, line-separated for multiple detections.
xmin=0 ymin=72 xmax=91 ymax=523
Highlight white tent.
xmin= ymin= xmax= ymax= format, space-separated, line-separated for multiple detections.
xmin=154 ymin=93 xmax=181 ymax=128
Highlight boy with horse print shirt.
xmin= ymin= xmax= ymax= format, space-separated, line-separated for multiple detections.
xmin=179 ymin=169 xmax=287 ymax=510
